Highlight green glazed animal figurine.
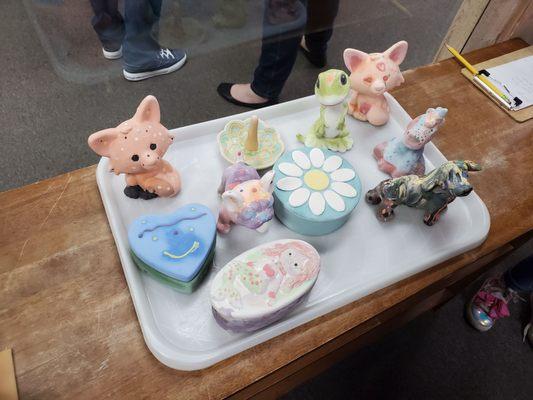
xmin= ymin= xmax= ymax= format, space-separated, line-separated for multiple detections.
xmin=297 ymin=69 xmax=353 ymax=152
xmin=365 ymin=160 xmax=481 ymax=226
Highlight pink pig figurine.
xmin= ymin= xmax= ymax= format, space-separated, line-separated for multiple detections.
xmin=217 ymin=162 xmax=275 ymax=234
xmin=343 ymin=41 xmax=408 ymax=126
xmin=374 ymin=107 xmax=448 ymax=177
xmin=88 ymin=95 xmax=181 ymax=200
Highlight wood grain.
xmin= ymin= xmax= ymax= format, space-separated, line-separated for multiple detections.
xmin=0 ymin=39 xmax=532 ymax=400
xmin=462 ymin=0 xmax=531 ymax=53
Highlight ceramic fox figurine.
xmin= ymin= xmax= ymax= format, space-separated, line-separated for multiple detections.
xmin=88 ymin=95 xmax=181 ymax=200
xmin=343 ymin=41 xmax=408 ymax=126
xmin=217 ymin=162 xmax=275 ymax=234
xmin=374 ymin=107 xmax=448 ymax=177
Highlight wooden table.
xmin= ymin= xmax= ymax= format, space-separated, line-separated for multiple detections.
xmin=1 ymin=39 xmax=532 ymax=400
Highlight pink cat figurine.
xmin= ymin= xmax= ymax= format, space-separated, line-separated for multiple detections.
xmin=374 ymin=107 xmax=448 ymax=177
xmin=343 ymin=41 xmax=408 ymax=126
xmin=88 ymin=95 xmax=181 ymax=200
xmin=217 ymin=162 xmax=275 ymax=234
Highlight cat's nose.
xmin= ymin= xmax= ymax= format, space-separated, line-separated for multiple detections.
xmin=373 ymin=81 xmax=386 ymax=93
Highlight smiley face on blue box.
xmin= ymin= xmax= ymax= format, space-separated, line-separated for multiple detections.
xmin=128 ymin=204 xmax=216 ymax=284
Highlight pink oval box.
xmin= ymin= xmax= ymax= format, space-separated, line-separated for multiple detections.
xmin=210 ymin=239 xmax=320 ymax=332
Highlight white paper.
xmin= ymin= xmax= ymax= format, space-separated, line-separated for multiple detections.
xmin=486 ymin=55 xmax=533 ymax=110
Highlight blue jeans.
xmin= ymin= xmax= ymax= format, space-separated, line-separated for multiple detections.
xmin=251 ymin=0 xmax=340 ymax=100
xmin=504 ymin=255 xmax=533 ymax=292
xmin=90 ymin=0 xmax=162 ymax=69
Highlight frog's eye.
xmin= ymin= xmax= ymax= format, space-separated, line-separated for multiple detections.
xmin=340 ymin=74 xmax=347 ymax=85
xmin=315 ymin=79 xmax=320 ymax=89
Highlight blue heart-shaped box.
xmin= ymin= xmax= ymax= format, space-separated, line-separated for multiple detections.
xmin=128 ymin=204 xmax=216 ymax=282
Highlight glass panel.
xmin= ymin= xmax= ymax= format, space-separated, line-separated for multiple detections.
xmin=2 ymin=0 xmax=463 ymax=190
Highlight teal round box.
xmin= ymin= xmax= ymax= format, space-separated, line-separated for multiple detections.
xmin=273 ymin=147 xmax=362 ymax=236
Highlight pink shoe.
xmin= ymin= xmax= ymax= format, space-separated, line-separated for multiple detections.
xmin=466 ymin=277 xmax=517 ymax=332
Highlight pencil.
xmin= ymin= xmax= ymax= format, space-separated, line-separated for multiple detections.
xmin=473 ymin=76 xmax=512 ymax=110
xmin=445 ymin=44 xmax=512 ymax=105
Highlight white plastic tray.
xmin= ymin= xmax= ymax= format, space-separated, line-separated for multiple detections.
xmin=96 ymin=94 xmax=490 ymax=371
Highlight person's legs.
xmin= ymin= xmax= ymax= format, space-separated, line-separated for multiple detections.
xmin=149 ymin=0 xmax=162 ymax=41
xmin=217 ymin=0 xmax=307 ymax=108
xmin=505 ymin=255 xmax=533 ymax=345
xmin=218 ymin=0 xmax=307 ymax=106
xmin=504 ymin=255 xmax=533 ymax=292
xmin=526 ymin=292 xmax=533 ymax=345
xmin=89 ymin=0 xmax=124 ymax=53
xmin=122 ymin=0 xmax=161 ymax=67
xmin=302 ymin=0 xmax=339 ymax=57
xmin=250 ymin=1 xmax=307 ymax=100
xmin=122 ymin=0 xmax=186 ymax=81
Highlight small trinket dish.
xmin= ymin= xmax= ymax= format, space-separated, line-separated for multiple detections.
xmin=217 ymin=115 xmax=284 ymax=169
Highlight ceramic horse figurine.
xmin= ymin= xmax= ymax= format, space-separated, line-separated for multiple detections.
xmin=366 ymin=160 xmax=481 ymax=226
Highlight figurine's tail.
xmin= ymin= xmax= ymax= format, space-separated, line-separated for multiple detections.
xmin=452 ymin=160 xmax=482 ymax=172
xmin=296 ymin=134 xmax=305 ymax=143
xmin=461 ymin=160 xmax=482 ymax=171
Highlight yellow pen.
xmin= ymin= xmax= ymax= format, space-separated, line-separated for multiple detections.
xmin=445 ymin=44 xmax=512 ymax=105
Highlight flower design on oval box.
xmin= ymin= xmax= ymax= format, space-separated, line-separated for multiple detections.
xmin=276 ymin=148 xmax=357 ymax=215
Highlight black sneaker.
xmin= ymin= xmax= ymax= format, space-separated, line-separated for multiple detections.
xmin=123 ymin=48 xmax=187 ymax=82
xmin=102 ymin=45 xmax=123 ymax=60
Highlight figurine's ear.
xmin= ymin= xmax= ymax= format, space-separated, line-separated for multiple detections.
xmin=133 ymin=95 xmax=161 ymax=123
xmin=260 ymin=170 xmax=275 ymax=193
xmin=88 ymin=128 xmax=119 ymax=157
xmin=343 ymin=48 xmax=368 ymax=72
xmin=222 ymin=191 xmax=244 ymax=213
xmin=385 ymin=41 xmax=408 ymax=65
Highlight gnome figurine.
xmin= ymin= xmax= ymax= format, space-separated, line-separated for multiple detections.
xmin=374 ymin=107 xmax=448 ymax=177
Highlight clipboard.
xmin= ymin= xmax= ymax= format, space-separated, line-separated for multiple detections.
xmin=461 ymin=45 xmax=533 ymax=122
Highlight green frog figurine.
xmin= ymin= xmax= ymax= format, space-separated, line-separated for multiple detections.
xmin=297 ymin=69 xmax=353 ymax=152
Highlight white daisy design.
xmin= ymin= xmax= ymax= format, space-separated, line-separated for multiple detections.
xmin=276 ymin=148 xmax=357 ymax=216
